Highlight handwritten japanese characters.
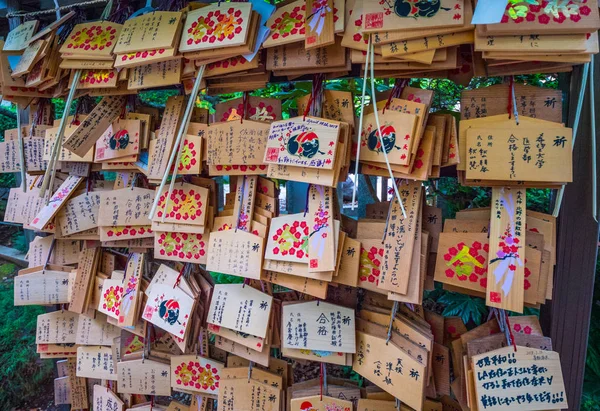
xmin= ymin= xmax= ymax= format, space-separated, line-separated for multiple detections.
xmin=466 ymin=126 xmax=573 ymax=183
xmin=282 ymin=300 xmax=355 ymax=353
xmin=207 ymin=284 xmax=272 ymax=339
xmin=472 ymin=346 xmax=567 ymax=410
xmin=487 ymin=187 xmax=526 ymax=313
xmin=206 ymin=230 xmax=264 ymax=279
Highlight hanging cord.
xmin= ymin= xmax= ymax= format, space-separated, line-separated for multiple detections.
xmin=106 ymin=0 xmax=134 ymax=24
xmin=509 ymin=76 xmax=519 ymax=125
xmin=319 ymin=363 xmax=328 ymax=400
xmin=382 ymin=78 xmax=409 ymax=114
xmin=489 ymin=308 xmax=517 ymax=352
xmin=303 ymin=183 xmax=312 ymax=217
xmin=311 ymin=73 xmax=325 ymax=118
xmin=99 ymin=0 xmax=113 ymax=20
xmin=58 ymin=7 xmax=87 ymax=45
xmin=369 ymin=35 xmax=406 ymax=218
xmin=351 ymin=35 xmax=372 ymax=210
xmin=553 ymin=62 xmax=591 ymax=217
xmin=235 ymin=176 xmax=247 ymax=231
xmin=241 ymin=91 xmax=249 ymax=124
xmin=15 ymin=106 xmax=27 ymax=193
xmin=396 ymin=398 xmax=402 ymax=411
xmin=385 ymin=301 xmax=399 ymax=345
xmin=7 ymin=0 xmax=107 ymax=19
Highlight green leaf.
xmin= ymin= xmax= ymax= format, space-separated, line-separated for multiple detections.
xmin=439 ymin=292 xmax=488 ymax=325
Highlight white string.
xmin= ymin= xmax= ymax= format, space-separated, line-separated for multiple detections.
xmin=552 ymin=62 xmax=590 ymax=217
xmin=351 ymin=36 xmax=371 ymax=211
xmin=369 ymin=35 xmax=406 ymax=218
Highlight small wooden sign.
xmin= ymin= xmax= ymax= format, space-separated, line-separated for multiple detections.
xmin=179 ymin=3 xmax=252 ymax=52
xmin=36 ymin=310 xmax=78 ymax=344
xmin=60 ymin=22 xmax=122 ymax=57
xmin=206 ymin=230 xmax=264 ymax=279
xmin=75 ymin=313 xmax=120 ymax=345
xmin=307 ymin=184 xmax=336 ymax=272
xmin=117 ymin=359 xmax=171 ymax=396
xmin=263 ymin=0 xmax=307 ymax=48
xmin=362 ymin=0 xmax=464 ymax=32
xmin=63 ymin=96 xmax=126 ymax=157
xmin=76 ymin=346 xmax=117 ymax=380
xmin=142 ymin=283 xmax=195 ymax=339
xmin=207 ymin=283 xmax=273 ymax=339
xmin=218 ymin=378 xmax=280 ymax=411
xmin=360 ymin=110 xmax=417 ymax=166
xmin=466 ymin=126 xmax=572 ymax=183
xmin=98 ymin=188 xmax=154 ymax=227
xmin=170 ymin=355 xmax=224 ymax=395
xmin=207 ymin=120 xmax=270 ymax=166
xmin=487 ymin=187 xmax=526 ymax=313
xmin=291 ymin=395 xmax=353 ymax=411
xmin=282 ymin=300 xmax=355 ymax=353
xmin=4 ymin=20 xmax=39 ymax=51
xmin=14 ymin=268 xmax=70 ymax=305
xmin=93 ymin=385 xmax=124 ymax=411
xmin=472 ymin=346 xmax=567 ymax=410
xmin=30 ymin=176 xmax=83 ymax=230
xmin=114 ymin=11 xmax=182 ymax=54
xmin=264 ymin=117 xmax=340 ymax=170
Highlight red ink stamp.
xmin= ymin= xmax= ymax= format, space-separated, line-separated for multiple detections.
xmin=365 ymin=12 xmax=384 ymax=29
xmin=310 ymin=259 xmax=318 ymax=269
xmin=266 ymin=147 xmax=279 ymax=162
xmin=489 ymin=292 xmax=501 ymax=303
xmin=306 ymin=35 xmax=317 ymax=44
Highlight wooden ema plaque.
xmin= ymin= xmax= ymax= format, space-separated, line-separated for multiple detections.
xmin=465 ymin=126 xmax=572 ymax=183
xmin=487 ymin=187 xmax=526 ymax=313
xmin=472 ymin=346 xmax=567 ymax=410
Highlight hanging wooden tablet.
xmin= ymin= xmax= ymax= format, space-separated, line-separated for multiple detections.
xmin=361 ymin=0 xmax=464 ymax=32
xmin=114 ymin=11 xmax=183 ymax=54
xmin=307 ymin=184 xmax=336 ymax=272
xmin=30 ymin=175 xmax=83 ymax=230
xmin=207 ymin=120 xmax=270 ymax=166
xmin=11 ymin=39 xmax=46 ymax=77
xmin=14 ymin=268 xmax=70 ymax=306
xmin=261 ymin=270 xmax=328 ymax=299
xmin=3 ymin=20 xmax=39 ymax=51
xmin=117 ymin=359 xmax=171 ymax=396
xmin=154 ymin=182 xmax=209 ymax=226
xmin=266 ymin=213 xmax=309 ymax=263
xmin=63 ymin=96 xmax=125 ymax=157
xmin=98 ymin=188 xmax=154 ymax=227
xmin=353 ymin=328 xmax=426 ymax=411
xmin=487 ymin=187 xmax=526 ymax=313
xmin=117 ymin=252 xmax=144 ymax=326
xmin=170 ymin=355 xmax=224 ymax=395
xmin=142 ymin=283 xmax=195 ymax=339
xmin=128 ymin=59 xmax=182 ymax=90
xmin=304 ymin=0 xmax=335 ymax=49
xmin=59 ymin=22 xmax=122 ymax=57
xmin=472 ymin=346 xmax=567 ymax=410
xmin=75 ymin=313 xmax=120 ymax=345
xmin=218 ymin=378 xmax=280 ymax=411
xmin=179 ymin=3 xmax=253 ymax=53
xmin=263 ymin=0 xmax=307 ymax=48
xmin=76 ymin=346 xmax=117 ymax=380
xmin=360 ymin=110 xmax=417 ymax=166
xmin=264 ymin=116 xmax=340 ymax=170
xmin=57 ymin=191 xmax=101 ymax=236
xmin=215 ymin=97 xmax=281 ymax=123
xmin=291 ymin=395 xmax=353 ymax=411
xmin=282 ymin=300 xmax=355 ymax=353
xmin=72 ymin=69 xmax=118 ymax=89
xmin=465 ymin=126 xmax=572 ymax=183
xmin=207 ymin=283 xmax=272 ymax=339
xmin=148 ymin=95 xmax=185 ymax=179
xmin=155 ymin=231 xmax=209 ymax=264
xmin=93 ymin=385 xmax=124 ymax=411
xmin=94 ymin=119 xmax=141 ymax=161
xmin=378 ymin=181 xmax=422 ymax=294
xmin=97 ymin=279 xmax=124 ymax=320
xmin=68 ymin=246 xmax=99 ymax=314
xmin=36 ymin=310 xmax=78 ymax=344
xmin=66 ymin=358 xmax=88 ymax=409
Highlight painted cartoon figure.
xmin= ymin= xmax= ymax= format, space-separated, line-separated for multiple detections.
xmin=394 ymin=0 xmax=450 ymax=18
xmin=109 ymin=129 xmax=130 ymax=150
xmin=367 ymin=125 xmax=400 ymax=154
xmin=159 ymin=299 xmax=181 ymax=325
xmin=287 ymin=131 xmax=325 ymax=159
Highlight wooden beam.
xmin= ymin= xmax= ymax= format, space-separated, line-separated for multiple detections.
xmin=540 ymin=63 xmax=600 ymax=410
